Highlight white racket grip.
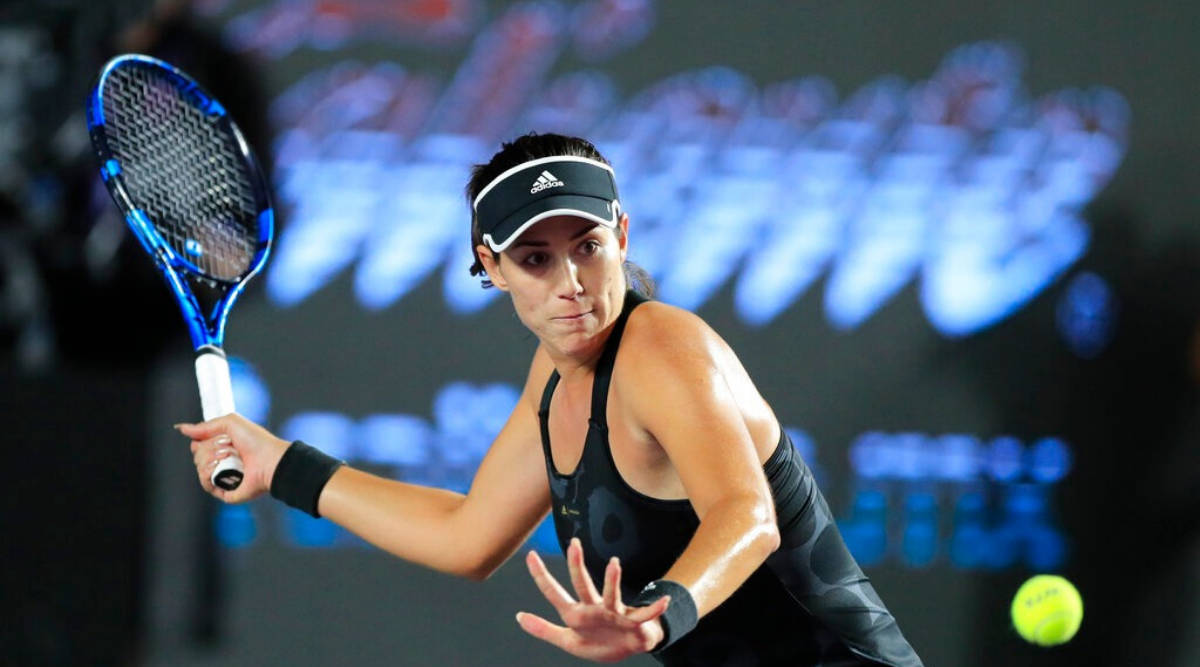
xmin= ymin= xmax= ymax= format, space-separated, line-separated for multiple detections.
xmin=195 ymin=349 xmax=245 ymax=490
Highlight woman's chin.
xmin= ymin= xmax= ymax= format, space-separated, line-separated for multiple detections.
xmin=544 ymin=326 xmax=602 ymax=357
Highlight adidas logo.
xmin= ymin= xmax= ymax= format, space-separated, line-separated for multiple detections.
xmin=530 ymin=170 xmax=564 ymax=194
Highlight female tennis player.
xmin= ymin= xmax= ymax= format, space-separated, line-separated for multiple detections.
xmin=179 ymin=133 xmax=923 ymax=666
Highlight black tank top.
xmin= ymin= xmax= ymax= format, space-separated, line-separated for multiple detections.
xmin=537 ymin=291 xmax=924 ymax=667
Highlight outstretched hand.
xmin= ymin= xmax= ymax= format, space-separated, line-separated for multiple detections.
xmin=176 ymin=413 xmax=290 ymax=504
xmin=517 ymin=537 xmax=669 ymax=663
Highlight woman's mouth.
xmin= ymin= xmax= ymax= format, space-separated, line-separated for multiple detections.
xmin=555 ymin=310 xmax=593 ymax=321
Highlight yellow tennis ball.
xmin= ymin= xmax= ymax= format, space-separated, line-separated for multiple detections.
xmin=1011 ymin=574 xmax=1083 ymax=646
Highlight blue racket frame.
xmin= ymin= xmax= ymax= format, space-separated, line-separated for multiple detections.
xmin=86 ymin=54 xmax=273 ymax=351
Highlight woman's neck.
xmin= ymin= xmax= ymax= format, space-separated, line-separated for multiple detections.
xmin=543 ymin=292 xmax=626 ymax=384
xmin=544 ymin=334 xmax=606 ymax=384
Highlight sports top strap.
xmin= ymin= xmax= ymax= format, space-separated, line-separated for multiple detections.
xmin=536 ymin=290 xmax=649 ymax=425
xmin=590 ymin=290 xmax=648 ymax=427
xmin=538 ymin=368 xmax=560 ymax=418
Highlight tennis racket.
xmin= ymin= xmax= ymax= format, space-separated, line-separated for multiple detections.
xmin=86 ymin=54 xmax=273 ymax=491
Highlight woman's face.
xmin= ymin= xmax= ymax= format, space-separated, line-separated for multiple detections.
xmin=477 ymin=214 xmax=629 ymax=358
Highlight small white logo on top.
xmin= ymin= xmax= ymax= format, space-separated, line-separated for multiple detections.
xmin=530 ymin=170 xmax=564 ymax=194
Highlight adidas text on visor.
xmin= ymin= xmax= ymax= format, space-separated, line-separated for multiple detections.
xmin=473 ymin=156 xmax=620 ymax=252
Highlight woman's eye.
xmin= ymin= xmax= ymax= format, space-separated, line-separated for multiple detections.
xmin=523 ymin=252 xmax=547 ymax=266
xmin=581 ymin=240 xmax=601 ymax=254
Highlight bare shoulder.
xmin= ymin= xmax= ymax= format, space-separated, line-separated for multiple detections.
xmin=617 ymin=299 xmax=780 ymax=457
xmin=619 ymin=300 xmax=727 ymax=376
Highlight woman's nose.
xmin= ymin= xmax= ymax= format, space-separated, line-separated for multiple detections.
xmin=555 ymin=257 xmax=583 ymax=297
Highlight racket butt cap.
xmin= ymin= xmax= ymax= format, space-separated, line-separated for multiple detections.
xmin=213 ymin=455 xmax=245 ymax=490
xmin=214 ymin=468 xmax=244 ymax=491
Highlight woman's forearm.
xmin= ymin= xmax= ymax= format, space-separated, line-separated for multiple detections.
xmin=316 ymin=466 xmax=490 ymax=578
xmin=660 ymin=495 xmax=781 ymax=617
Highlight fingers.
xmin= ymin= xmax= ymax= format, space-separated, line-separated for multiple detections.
xmin=519 ymin=546 xmax=667 ymax=661
xmin=525 ymin=550 xmax=576 ymax=618
xmin=566 ymin=538 xmax=602 ymax=605
xmin=601 ymin=557 xmax=623 ymax=613
xmin=194 ymin=450 xmax=215 ymax=494
xmin=515 ymin=611 xmax=576 ymax=652
xmin=175 ymin=417 xmax=231 ymax=440
xmin=625 ymin=595 xmax=671 ymax=624
xmin=190 ymin=433 xmax=234 ymax=495
xmin=191 ymin=434 xmax=233 ymax=468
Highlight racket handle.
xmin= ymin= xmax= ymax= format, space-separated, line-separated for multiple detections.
xmin=195 ymin=347 xmax=244 ymax=491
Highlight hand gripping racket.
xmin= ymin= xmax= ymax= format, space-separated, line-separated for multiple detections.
xmin=87 ymin=54 xmax=273 ymax=490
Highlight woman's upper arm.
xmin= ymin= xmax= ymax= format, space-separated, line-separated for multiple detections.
xmin=451 ymin=345 xmax=556 ymax=574
xmin=622 ymin=308 xmax=774 ymax=520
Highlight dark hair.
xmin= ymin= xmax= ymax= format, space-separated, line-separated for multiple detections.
xmin=465 ymin=132 xmax=654 ymax=296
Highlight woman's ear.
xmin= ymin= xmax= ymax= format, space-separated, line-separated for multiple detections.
xmin=476 ymin=245 xmax=509 ymax=291
xmin=617 ymin=212 xmax=630 ymax=262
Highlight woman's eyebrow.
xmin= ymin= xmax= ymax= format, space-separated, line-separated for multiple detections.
xmin=511 ymin=224 xmax=599 ymax=248
xmin=570 ymin=224 xmax=599 ymax=239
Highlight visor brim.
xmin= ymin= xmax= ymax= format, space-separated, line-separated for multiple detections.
xmin=482 ymin=194 xmax=618 ymax=252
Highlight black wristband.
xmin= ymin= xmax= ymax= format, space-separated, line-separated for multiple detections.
xmin=630 ymin=579 xmax=698 ymax=654
xmin=269 ymin=441 xmax=344 ymax=518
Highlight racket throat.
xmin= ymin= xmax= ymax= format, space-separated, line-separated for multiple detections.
xmin=175 ymin=273 xmax=232 ymax=349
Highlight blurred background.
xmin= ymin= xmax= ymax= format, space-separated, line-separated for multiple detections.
xmin=2 ymin=0 xmax=1198 ymax=665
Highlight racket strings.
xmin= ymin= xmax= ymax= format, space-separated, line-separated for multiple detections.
xmin=102 ymin=64 xmax=259 ymax=282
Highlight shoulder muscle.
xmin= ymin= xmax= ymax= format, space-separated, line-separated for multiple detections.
xmin=615 ymin=302 xmax=771 ymax=516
